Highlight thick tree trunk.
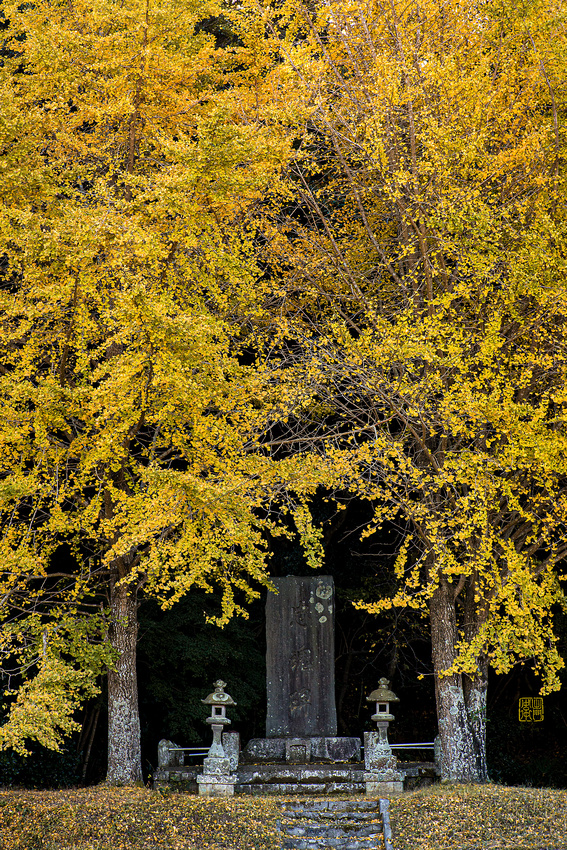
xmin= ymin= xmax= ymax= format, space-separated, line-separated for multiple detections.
xmin=430 ymin=577 xmax=484 ymax=782
xmin=106 ymin=576 xmax=142 ymax=784
xmin=463 ymin=573 xmax=489 ymax=780
xmin=463 ymin=663 xmax=489 ymax=781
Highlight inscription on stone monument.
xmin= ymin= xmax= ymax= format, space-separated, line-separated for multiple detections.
xmin=266 ymin=576 xmax=337 ymax=737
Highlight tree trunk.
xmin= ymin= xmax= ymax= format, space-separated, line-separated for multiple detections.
xmin=463 ymin=572 xmax=489 ymax=780
xmin=463 ymin=664 xmax=489 ymax=781
xmin=429 ymin=577 xmax=483 ymax=782
xmin=106 ymin=576 xmax=142 ymax=784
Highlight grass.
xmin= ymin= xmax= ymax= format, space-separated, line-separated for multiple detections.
xmin=0 ymin=783 xmax=565 ymax=849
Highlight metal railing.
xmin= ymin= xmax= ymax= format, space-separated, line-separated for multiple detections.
xmin=166 ymin=746 xmax=209 ymax=756
xmin=391 ymin=742 xmax=435 ymax=751
xmin=167 ymin=742 xmax=438 ymax=761
xmin=361 ymin=741 xmax=436 ymax=752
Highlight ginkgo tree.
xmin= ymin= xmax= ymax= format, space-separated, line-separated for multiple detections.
xmin=255 ymin=0 xmax=567 ymax=780
xmin=0 ymin=0 xmax=321 ymax=783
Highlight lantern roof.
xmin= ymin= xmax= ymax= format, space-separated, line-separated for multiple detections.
xmin=366 ymin=677 xmax=400 ymax=704
xmin=201 ymin=679 xmax=237 ymax=706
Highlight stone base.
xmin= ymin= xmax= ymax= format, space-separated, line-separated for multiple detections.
xmin=154 ymin=766 xmax=198 ymax=794
xmin=236 ymin=763 xmax=366 ymax=795
xmin=241 ymin=737 xmax=361 ymax=764
xmin=203 ymin=755 xmax=231 ymax=774
xmin=364 ymin=769 xmax=404 ymax=796
xmin=156 ymin=760 xmax=440 ymax=795
xmin=197 ymin=773 xmax=237 ymax=797
xmin=365 ymin=778 xmax=404 ymax=795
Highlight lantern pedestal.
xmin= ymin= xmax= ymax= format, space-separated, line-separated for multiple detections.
xmin=364 ymin=678 xmax=404 ymax=796
xmin=196 ymin=772 xmax=237 ymax=797
xmin=364 ymin=773 xmax=404 ymax=795
xmin=364 ymin=731 xmax=404 ymax=795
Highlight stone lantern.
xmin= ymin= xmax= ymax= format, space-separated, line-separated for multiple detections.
xmin=197 ymin=680 xmax=238 ymax=797
xmin=363 ymin=678 xmax=403 ymax=795
xmin=367 ymin=677 xmax=399 ymax=751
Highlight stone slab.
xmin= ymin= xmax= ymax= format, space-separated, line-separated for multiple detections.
xmin=235 ymin=763 xmax=366 ymax=795
xmin=364 ymin=771 xmax=403 ymax=796
xmin=202 ymin=755 xmax=231 ymax=775
xmin=242 ymin=737 xmax=360 ymax=764
xmin=157 ymin=738 xmax=184 ymax=768
xmin=266 ymin=576 xmax=337 ymax=737
xmin=222 ymin=731 xmax=240 ymax=772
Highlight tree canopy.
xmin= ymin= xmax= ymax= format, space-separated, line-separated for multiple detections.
xmin=0 ymin=0 xmax=566 ymax=785
xmin=0 ymin=0 xmax=319 ymax=779
xmin=252 ymin=0 xmax=567 ymax=779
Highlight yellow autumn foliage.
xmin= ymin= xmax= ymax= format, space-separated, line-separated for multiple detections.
xmin=0 ymin=0 xmax=317 ymax=763
xmin=251 ymin=0 xmax=567 ymax=778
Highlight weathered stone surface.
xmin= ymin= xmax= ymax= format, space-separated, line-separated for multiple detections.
xmin=235 ymin=763 xmax=366 ymax=795
xmin=202 ymin=755 xmax=231 ymax=775
xmin=287 ymin=739 xmax=311 ymax=763
xmin=242 ymin=736 xmax=360 ymax=764
xmin=363 ymin=730 xmax=403 ymax=797
xmin=153 ymin=764 xmax=199 ymax=794
xmin=157 ymin=739 xmax=183 ymax=768
xmin=154 ymin=757 xmax=438 ymax=796
xmin=238 ymin=764 xmax=365 ymax=784
xmin=311 ymin=737 xmax=360 ymax=762
xmin=400 ymin=760 xmax=440 ymax=789
xmin=363 ymin=731 xmax=394 ymax=770
xmin=241 ymin=737 xmax=286 ymax=761
xmin=277 ymin=798 xmax=389 ymax=850
xmin=266 ymin=576 xmax=337 ymax=737
xmin=365 ymin=781 xmax=403 ymax=796
xmin=197 ymin=772 xmax=237 ymax=797
xmin=222 ymin=731 xmax=240 ymax=772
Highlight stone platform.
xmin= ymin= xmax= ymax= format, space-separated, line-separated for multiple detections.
xmin=237 ymin=763 xmax=365 ymax=795
xmin=154 ymin=760 xmax=439 ymax=795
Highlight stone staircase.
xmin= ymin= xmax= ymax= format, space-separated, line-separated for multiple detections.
xmin=277 ymin=799 xmax=393 ymax=850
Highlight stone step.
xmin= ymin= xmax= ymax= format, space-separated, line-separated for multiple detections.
xmin=284 ymin=801 xmax=379 ymax=812
xmin=283 ymin=824 xmax=383 ymax=838
xmin=281 ymin=840 xmax=382 ymax=850
xmin=283 ymin=803 xmax=378 ymax=816
xmin=284 ymin=812 xmax=380 ymax=823
xmin=238 ymin=782 xmax=366 ymax=796
xmin=277 ymin=798 xmax=392 ymax=850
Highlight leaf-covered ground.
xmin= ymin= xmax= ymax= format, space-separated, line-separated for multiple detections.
xmin=0 ymin=788 xmax=282 ymax=850
xmin=390 ymin=784 xmax=567 ymax=850
xmin=0 ymin=784 xmax=565 ymax=849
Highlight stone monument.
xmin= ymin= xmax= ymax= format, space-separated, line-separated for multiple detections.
xmin=243 ymin=576 xmax=360 ymax=765
xmin=267 ymin=575 xmax=336 ymax=738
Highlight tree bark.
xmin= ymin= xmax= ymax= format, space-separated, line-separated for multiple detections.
xmin=106 ymin=573 xmax=142 ymax=784
xmin=463 ymin=663 xmax=489 ymax=781
xmin=429 ymin=576 xmax=484 ymax=782
xmin=463 ymin=572 xmax=489 ymax=780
